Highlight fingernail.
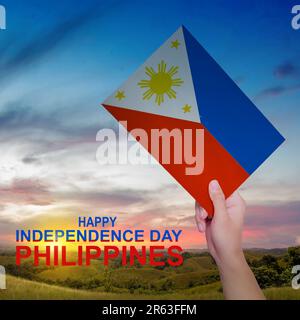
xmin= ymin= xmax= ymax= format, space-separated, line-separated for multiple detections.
xmin=210 ymin=180 xmax=220 ymax=193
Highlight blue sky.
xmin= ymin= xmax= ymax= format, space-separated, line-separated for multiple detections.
xmin=0 ymin=0 xmax=299 ymax=248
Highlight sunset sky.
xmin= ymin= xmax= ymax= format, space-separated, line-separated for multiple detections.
xmin=0 ymin=0 xmax=299 ymax=249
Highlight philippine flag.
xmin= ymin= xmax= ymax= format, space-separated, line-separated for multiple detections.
xmin=102 ymin=26 xmax=285 ymax=216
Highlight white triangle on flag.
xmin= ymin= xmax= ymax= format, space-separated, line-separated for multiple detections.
xmin=103 ymin=26 xmax=200 ymax=123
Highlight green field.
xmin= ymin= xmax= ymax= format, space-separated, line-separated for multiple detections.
xmin=0 ymin=247 xmax=299 ymax=300
xmin=1 ymin=275 xmax=300 ymax=300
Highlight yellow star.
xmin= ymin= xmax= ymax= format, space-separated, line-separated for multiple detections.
xmin=115 ymin=90 xmax=125 ymax=100
xmin=171 ymin=39 xmax=180 ymax=49
xmin=182 ymin=104 xmax=192 ymax=113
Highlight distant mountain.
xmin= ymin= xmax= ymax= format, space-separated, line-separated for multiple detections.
xmin=244 ymin=248 xmax=288 ymax=256
xmin=185 ymin=248 xmax=288 ymax=255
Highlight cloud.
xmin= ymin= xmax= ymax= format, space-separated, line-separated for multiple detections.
xmin=255 ymin=84 xmax=300 ymax=100
xmin=0 ymin=9 xmax=94 ymax=79
xmin=239 ymin=202 xmax=300 ymax=248
xmin=22 ymin=155 xmax=39 ymax=164
xmin=245 ymin=202 xmax=300 ymax=227
xmin=274 ymin=62 xmax=299 ymax=79
xmin=234 ymin=76 xmax=245 ymax=85
xmin=55 ymin=189 xmax=151 ymax=209
xmin=255 ymin=60 xmax=300 ymax=100
xmin=0 ymin=183 xmax=152 ymax=225
xmin=0 ymin=103 xmax=99 ymax=143
xmin=0 ymin=104 xmax=59 ymax=131
xmin=0 ymin=178 xmax=53 ymax=206
xmin=0 ymin=1 xmax=121 ymax=85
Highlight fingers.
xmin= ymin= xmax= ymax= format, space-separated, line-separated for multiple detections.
xmin=204 ymin=222 xmax=217 ymax=259
xmin=226 ymin=191 xmax=246 ymax=225
xmin=209 ymin=180 xmax=227 ymax=220
xmin=226 ymin=191 xmax=246 ymax=210
xmin=195 ymin=202 xmax=208 ymax=232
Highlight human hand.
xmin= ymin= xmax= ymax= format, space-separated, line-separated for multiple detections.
xmin=195 ymin=179 xmax=246 ymax=271
xmin=195 ymin=180 xmax=265 ymax=299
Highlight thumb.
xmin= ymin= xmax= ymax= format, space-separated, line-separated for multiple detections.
xmin=209 ymin=180 xmax=227 ymax=219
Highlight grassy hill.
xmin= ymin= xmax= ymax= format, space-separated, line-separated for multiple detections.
xmin=1 ymin=275 xmax=300 ymax=300
xmin=0 ymin=247 xmax=299 ymax=300
xmin=0 ymin=275 xmax=223 ymax=300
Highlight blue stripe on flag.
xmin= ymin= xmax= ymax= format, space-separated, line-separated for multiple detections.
xmin=182 ymin=26 xmax=285 ymax=174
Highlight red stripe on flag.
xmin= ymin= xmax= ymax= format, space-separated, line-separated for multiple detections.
xmin=102 ymin=104 xmax=249 ymax=216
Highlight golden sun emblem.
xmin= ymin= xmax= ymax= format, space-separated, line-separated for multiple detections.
xmin=138 ymin=60 xmax=183 ymax=106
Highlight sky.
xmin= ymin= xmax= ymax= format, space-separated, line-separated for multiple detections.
xmin=0 ymin=0 xmax=299 ymax=249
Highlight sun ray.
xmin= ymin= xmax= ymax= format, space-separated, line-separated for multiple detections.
xmin=145 ymin=66 xmax=156 ymax=77
xmin=155 ymin=94 xmax=164 ymax=105
xmin=172 ymin=78 xmax=184 ymax=86
xmin=167 ymin=66 xmax=179 ymax=77
xmin=158 ymin=60 xmax=167 ymax=73
xmin=138 ymin=80 xmax=151 ymax=88
xmin=138 ymin=60 xmax=183 ymax=105
xmin=166 ymin=88 xmax=177 ymax=99
xmin=143 ymin=88 xmax=154 ymax=100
